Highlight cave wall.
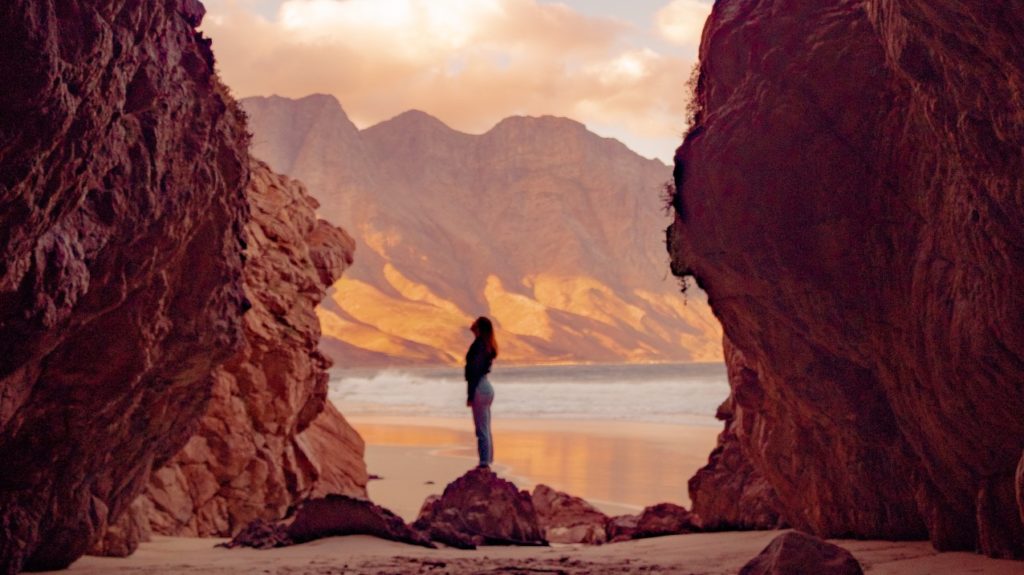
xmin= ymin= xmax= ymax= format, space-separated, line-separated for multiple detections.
xmin=0 ymin=0 xmax=250 ymax=572
xmin=141 ymin=160 xmax=367 ymax=540
xmin=672 ymin=0 xmax=1024 ymax=558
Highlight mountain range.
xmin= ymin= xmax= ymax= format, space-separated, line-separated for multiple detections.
xmin=241 ymin=94 xmax=721 ymax=366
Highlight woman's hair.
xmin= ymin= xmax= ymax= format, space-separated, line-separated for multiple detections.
xmin=472 ymin=316 xmax=498 ymax=357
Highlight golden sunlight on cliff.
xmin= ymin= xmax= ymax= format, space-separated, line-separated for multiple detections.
xmin=633 ymin=289 xmax=723 ymax=361
xmin=317 ymin=271 xmax=726 ymax=366
xmin=324 ymin=278 xmax=467 ymax=362
xmin=320 ymin=277 xmax=551 ymax=366
xmin=384 ymin=264 xmax=469 ymax=319
xmin=530 ymin=274 xmax=648 ymax=331
xmin=483 ymin=275 xmax=554 ymax=340
xmin=317 ymin=306 xmax=446 ymax=362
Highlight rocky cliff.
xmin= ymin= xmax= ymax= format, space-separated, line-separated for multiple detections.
xmin=0 ymin=1 xmax=250 ymax=572
xmin=243 ymin=96 xmax=722 ymax=366
xmin=142 ymin=160 xmax=366 ymax=539
xmin=671 ymin=0 xmax=1024 ymax=558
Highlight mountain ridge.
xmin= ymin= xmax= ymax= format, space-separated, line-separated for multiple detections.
xmin=242 ymin=94 xmax=720 ymax=366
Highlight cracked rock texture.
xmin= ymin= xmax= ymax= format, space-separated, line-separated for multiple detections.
xmin=671 ymin=0 xmax=1024 ymax=559
xmin=142 ymin=160 xmax=366 ymax=538
xmin=0 ymin=0 xmax=250 ymax=572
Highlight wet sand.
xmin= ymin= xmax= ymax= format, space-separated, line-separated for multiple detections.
xmin=350 ymin=415 xmax=721 ymax=519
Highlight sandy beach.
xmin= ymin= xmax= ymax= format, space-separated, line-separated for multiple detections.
xmin=51 ymin=416 xmax=1024 ymax=574
xmin=59 ymin=531 xmax=1024 ymax=574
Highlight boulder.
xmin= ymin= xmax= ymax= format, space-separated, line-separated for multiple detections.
xmin=286 ymin=495 xmax=433 ymax=548
xmin=739 ymin=531 xmax=863 ymax=575
xmin=413 ymin=468 xmax=546 ymax=548
xmin=634 ymin=503 xmax=699 ymax=539
xmin=606 ymin=514 xmax=641 ymax=543
xmin=531 ymin=484 xmax=609 ymax=544
xmin=223 ymin=495 xmax=433 ymax=550
xmin=607 ymin=503 xmax=699 ymax=542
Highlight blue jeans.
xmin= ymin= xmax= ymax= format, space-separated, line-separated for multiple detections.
xmin=471 ymin=376 xmax=494 ymax=466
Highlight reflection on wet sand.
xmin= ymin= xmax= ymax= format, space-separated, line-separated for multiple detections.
xmin=350 ymin=418 xmax=719 ymax=510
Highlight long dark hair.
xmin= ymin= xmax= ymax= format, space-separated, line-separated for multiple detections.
xmin=472 ymin=316 xmax=498 ymax=357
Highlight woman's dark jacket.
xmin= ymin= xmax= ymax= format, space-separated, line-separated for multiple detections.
xmin=465 ymin=338 xmax=495 ymax=402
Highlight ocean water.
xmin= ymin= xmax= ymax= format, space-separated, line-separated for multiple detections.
xmin=328 ymin=362 xmax=730 ymax=426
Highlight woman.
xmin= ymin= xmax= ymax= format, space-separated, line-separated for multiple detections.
xmin=465 ymin=316 xmax=497 ymax=469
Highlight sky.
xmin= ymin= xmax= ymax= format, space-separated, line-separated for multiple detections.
xmin=200 ymin=0 xmax=713 ymax=163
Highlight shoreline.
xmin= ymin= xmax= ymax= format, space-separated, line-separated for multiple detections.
xmin=346 ymin=414 xmax=721 ymax=519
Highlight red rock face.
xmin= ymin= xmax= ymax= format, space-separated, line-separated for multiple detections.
xmin=688 ymin=339 xmax=786 ymax=531
xmin=413 ymin=468 xmax=547 ymax=548
xmin=671 ymin=0 xmax=1024 ymax=558
xmin=142 ymin=160 xmax=366 ymax=538
xmin=0 ymin=1 xmax=250 ymax=572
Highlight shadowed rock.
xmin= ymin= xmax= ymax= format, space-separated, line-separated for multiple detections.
xmin=89 ymin=499 xmax=153 ymax=558
xmin=223 ymin=495 xmax=433 ymax=549
xmin=286 ymin=495 xmax=433 ymax=548
xmin=1017 ymin=452 xmax=1024 ymax=528
xmin=607 ymin=503 xmax=699 ymax=543
xmin=670 ymin=0 xmax=1024 ymax=558
xmin=413 ymin=468 xmax=547 ymax=548
xmin=141 ymin=160 xmax=365 ymax=539
xmin=219 ymin=519 xmax=292 ymax=550
xmin=688 ymin=342 xmax=787 ymax=531
xmin=531 ymin=484 xmax=609 ymax=544
xmin=606 ymin=514 xmax=640 ymax=543
xmin=739 ymin=531 xmax=863 ymax=575
xmin=0 ymin=1 xmax=250 ymax=572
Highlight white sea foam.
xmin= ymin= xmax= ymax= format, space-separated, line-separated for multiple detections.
xmin=328 ymin=363 xmax=729 ymax=426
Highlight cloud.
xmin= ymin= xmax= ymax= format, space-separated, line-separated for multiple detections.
xmin=202 ymin=0 xmax=697 ymax=161
xmin=655 ymin=0 xmax=712 ymax=47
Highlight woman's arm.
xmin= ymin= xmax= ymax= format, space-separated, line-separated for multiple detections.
xmin=465 ymin=340 xmax=482 ymax=403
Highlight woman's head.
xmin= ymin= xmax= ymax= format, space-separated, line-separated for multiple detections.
xmin=471 ymin=316 xmax=498 ymax=356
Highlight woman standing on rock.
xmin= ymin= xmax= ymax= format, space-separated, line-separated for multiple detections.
xmin=465 ymin=316 xmax=498 ymax=469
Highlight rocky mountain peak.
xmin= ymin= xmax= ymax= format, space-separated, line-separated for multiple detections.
xmin=243 ymin=95 xmax=722 ymax=366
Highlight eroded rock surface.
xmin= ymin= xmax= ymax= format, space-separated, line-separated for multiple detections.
xmin=671 ymin=0 xmax=1024 ymax=558
xmin=739 ymin=531 xmax=863 ymax=575
xmin=413 ymin=468 xmax=546 ymax=548
xmin=88 ymin=499 xmax=152 ymax=559
xmin=688 ymin=340 xmax=787 ymax=531
xmin=531 ymin=484 xmax=609 ymax=545
xmin=142 ymin=160 xmax=365 ymax=538
xmin=0 ymin=1 xmax=250 ymax=572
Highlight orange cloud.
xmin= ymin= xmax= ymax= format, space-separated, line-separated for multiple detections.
xmin=202 ymin=0 xmax=703 ymax=161
xmin=655 ymin=0 xmax=712 ymax=47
